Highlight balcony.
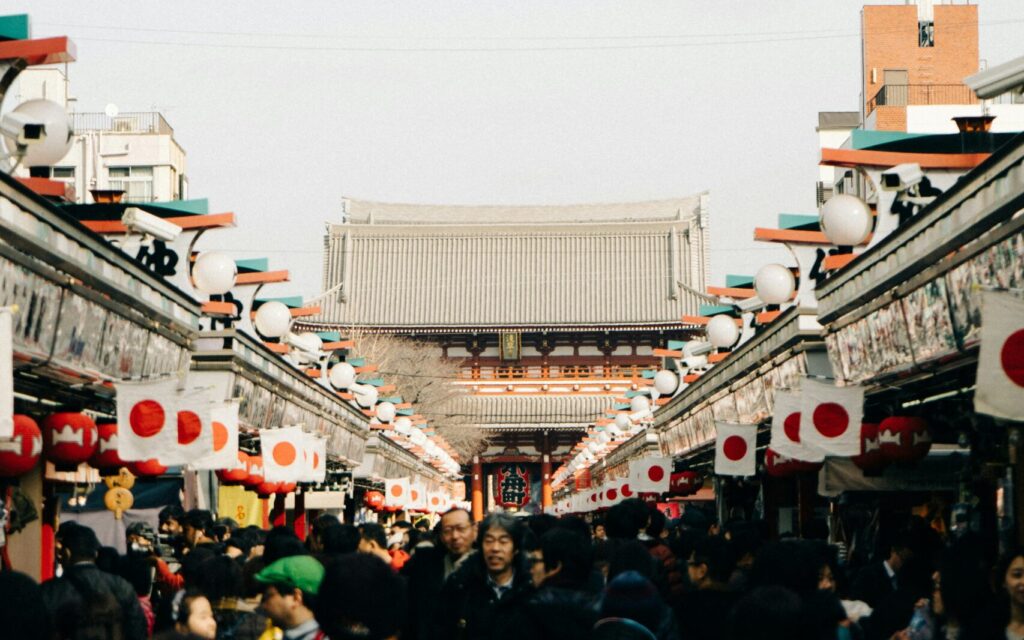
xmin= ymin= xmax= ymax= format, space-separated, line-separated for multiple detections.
xmin=866 ymin=84 xmax=977 ymax=115
xmin=71 ymin=112 xmax=175 ymax=136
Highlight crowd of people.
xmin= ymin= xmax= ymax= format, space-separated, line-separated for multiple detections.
xmin=2 ymin=498 xmax=1022 ymax=640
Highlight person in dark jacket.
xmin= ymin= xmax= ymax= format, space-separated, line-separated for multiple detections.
xmin=674 ymin=535 xmax=737 ymax=640
xmin=401 ymin=507 xmax=477 ymax=640
xmin=436 ymin=512 xmax=534 ymax=640
xmin=503 ymin=527 xmax=600 ymax=640
xmin=41 ymin=523 xmax=149 ymax=640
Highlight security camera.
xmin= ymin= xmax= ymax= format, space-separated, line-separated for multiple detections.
xmin=121 ymin=208 xmax=183 ymax=242
xmin=880 ymin=163 xmax=924 ymax=192
xmin=965 ymin=56 xmax=1024 ymax=99
xmin=0 ymin=112 xmax=46 ymax=146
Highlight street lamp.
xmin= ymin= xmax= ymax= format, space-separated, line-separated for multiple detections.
xmin=754 ymin=264 xmax=796 ymax=306
xmin=819 ymin=194 xmax=872 ymax=246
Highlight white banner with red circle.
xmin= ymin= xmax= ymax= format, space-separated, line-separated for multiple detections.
xmin=798 ymin=378 xmax=864 ymax=457
xmin=770 ymin=390 xmax=824 ymax=462
xmin=261 ymin=426 xmax=306 ymax=482
xmin=629 ymin=457 xmax=671 ymax=493
xmin=190 ymin=401 xmax=239 ymax=470
xmin=976 ymin=291 xmax=1024 ymax=420
xmin=115 ymin=378 xmax=184 ymax=463
xmin=714 ymin=422 xmax=756 ymax=476
xmin=385 ymin=477 xmax=411 ymax=507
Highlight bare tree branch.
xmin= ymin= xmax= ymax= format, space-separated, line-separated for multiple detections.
xmin=348 ymin=331 xmax=490 ymax=459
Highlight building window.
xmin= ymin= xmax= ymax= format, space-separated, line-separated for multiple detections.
xmin=108 ymin=166 xmax=154 ymax=203
xmin=52 ymin=167 xmax=75 ymax=180
xmin=919 ymin=20 xmax=934 ymax=47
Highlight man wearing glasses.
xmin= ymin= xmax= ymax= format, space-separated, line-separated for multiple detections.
xmin=402 ymin=508 xmax=478 ymax=640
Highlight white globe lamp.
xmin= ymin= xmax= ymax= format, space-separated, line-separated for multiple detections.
xmin=819 ymin=194 xmax=872 ymax=246
xmin=630 ymin=395 xmax=651 ymax=414
xmin=653 ymin=369 xmax=679 ymax=395
xmin=410 ymin=428 xmax=427 ymax=446
xmin=352 ymin=383 xmax=378 ymax=408
xmin=614 ymin=412 xmax=632 ymax=431
xmin=394 ymin=416 xmax=413 ymax=435
xmin=376 ymin=401 xmax=397 ymax=423
xmin=706 ymin=314 xmax=739 ymax=349
xmin=192 ymin=252 xmax=237 ymax=295
xmin=587 ymin=441 xmax=602 ymax=454
xmin=254 ymin=301 xmax=292 ymax=338
xmin=2 ymin=99 xmax=73 ymax=167
xmin=329 ymin=362 xmax=357 ymax=390
xmin=754 ymin=264 xmax=796 ymax=305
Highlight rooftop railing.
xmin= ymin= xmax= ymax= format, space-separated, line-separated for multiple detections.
xmin=866 ymin=84 xmax=978 ymax=114
xmin=71 ymin=112 xmax=174 ymax=135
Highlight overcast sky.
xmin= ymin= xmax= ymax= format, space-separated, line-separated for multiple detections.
xmin=11 ymin=1 xmax=1024 ymax=300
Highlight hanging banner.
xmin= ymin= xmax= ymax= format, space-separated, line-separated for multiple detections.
xmin=409 ymin=482 xmax=427 ymax=511
xmin=192 ymin=402 xmax=240 ymax=470
xmin=770 ymin=390 xmax=824 ymax=462
xmin=799 ymin=378 xmax=864 ymax=457
xmin=975 ymin=291 xmax=1024 ymax=420
xmin=385 ymin=477 xmax=411 ymax=508
xmin=261 ymin=426 xmax=306 ymax=482
xmin=494 ymin=463 xmax=531 ymax=508
xmin=115 ymin=378 xmax=181 ymax=462
xmin=160 ymin=391 xmax=213 ymax=466
xmin=714 ymin=422 xmax=756 ymax=476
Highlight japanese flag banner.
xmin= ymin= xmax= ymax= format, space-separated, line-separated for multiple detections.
xmin=770 ymin=390 xmax=824 ymax=462
xmin=976 ymin=291 xmax=1024 ymax=420
xmin=617 ymin=479 xmax=637 ymax=502
xmin=799 ymin=378 xmax=864 ymax=457
xmin=261 ymin=426 xmax=306 ymax=482
xmin=427 ymin=491 xmax=444 ymax=513
xmin=630 ymin=457 xmax=672 ymax=492
xmin=385 ymin=477 xmax=411 ymax=508
xmin=603 ymin=483 xmax=622 ymax=508
xmin=305 ymin=435 xmax=327 ymax=483
xmin=191 ymin=401 xmax=239 ymax=470
xmin=714 ymin=422 xmax=756 ymax=476
xmin=410 ymin=482 xmax=427 ymax=511
xmin=115 ymin=378 xmax=181 ymax=462
xmin=160 ymin=391 xmax=213 ymax=466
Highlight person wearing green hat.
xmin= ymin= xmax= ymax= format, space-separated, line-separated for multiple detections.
xmin=255 ymin=555 xmax=325 ymax=640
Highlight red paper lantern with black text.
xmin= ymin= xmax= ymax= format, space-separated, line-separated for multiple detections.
xmin=89 ymin=423 xmax=126 ymax=471
xmin=765 ymin=448 xmax=823 ymax=478
xmin=276 ymin=482 xmax=297 ymax=495
xmin=879 ymin=417 xmax=931 ymax=463
xmin=852 ymin=423 xmax=888 ymax=473
xmin=0 ymin=415 xmax=43 ymax=477
xmin=43 ymin=412 xmax=98 ymax=469
xmin=130 ymin=459 xmax=168 ymax=477
xmin=364 ymin=490 xmax=385 ymax=509
xmin=670 ymin=471 xmax=702 ymax=496
xmin=243 ymin=455 xmax=265 ymax=488
xmin=216 ymin=451 xmax=250 ymax=485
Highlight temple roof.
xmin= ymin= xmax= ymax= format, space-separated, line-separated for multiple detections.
xmin=311 ymin=194 xmax=710 ymax=330
xmin=456 ymin=394 xmax=613 ymax=430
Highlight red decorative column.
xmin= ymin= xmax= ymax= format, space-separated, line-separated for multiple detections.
xmin=293 ymin=489 xmax=306 ymax=541
xmin=471 ymin=456 xmax=484 ymax=522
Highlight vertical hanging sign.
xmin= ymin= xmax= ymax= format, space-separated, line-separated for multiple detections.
xmin=494 ymin=463 xmax=531 ymax=507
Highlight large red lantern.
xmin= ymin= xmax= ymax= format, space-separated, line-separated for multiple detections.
xmin=669 ymin=471 xmax=702 ymax=496
xmin=276 ymin=482 xmax=297 ymax=495
xmin=89 ymin=423 xmax=125 ymax=471
xmin=852 ymin=423 xmax=888 ymax=473
xmin=242 ymin=455 xmax=265 ymax=488
xmin=42 ymin=412 xmax=98 ymax=470
xmin=216 ymin=451 xmax=250 ymax=485
xmin=130 ymin=459 xmax=168 ymax=477
xmin=765 ymin=448 xmax=823 ymax=478
xmin=879 ymin=417 xmax=931 ymax=463
xmin=255 ymin=481 xmax=280 ymax=498
xmin=364 ymin=490 xmax=385 ymax=510
xmin=0 ymin=415 xmax=42 ymax=477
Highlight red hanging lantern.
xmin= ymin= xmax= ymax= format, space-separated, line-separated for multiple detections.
xmin=879 ymin=417 xmax=931 ymax=463
xmin=255 ymin=481 xmax=280 ymax=498
xmin=89 ymin=423 xmax=125 ymax=471
xmin=364 ymin=490 xmax=385 ymax=509
xmin=216 ymin=451 xmax=250 ymax=485
xmin=276 ymin=482 xmax=297 ymax=495
xmin=130 ymin=459 xmax=168 ymax=477
xmin=242 ymin=455 xmax=265 ymax=488
xmin=764 ymin=448 xmax=823 ymax=478
xmin=669 ymin=471 xmax=702 ymax=496
xmin=852 ymin=423 xmax=888 ymax=473
xmin=0 ymin=415 xmax=43 ymax=477
xmin=42 ymin=412 xmax=98 ymax=470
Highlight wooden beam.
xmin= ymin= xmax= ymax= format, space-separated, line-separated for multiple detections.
xmin=822 ymin=253 xmax=859 ymax=271
xmin=323 ymin=340 xmax=354 ymax=350
xmin=201 ymin=301 xmax=236 ymax=317
xmin=821 ymin=147 xmax=989 ymax=170
xmin=756 ymin=310 xmax=782 ymax=324
xmin=0 ymin=36 xmax=76 ymax=65
xmin=681 ymin=315 xmax=743 ymax=326
xmin=81 ymin=212 xmax=235 ymax=234
xmin=652 ymin=348 xmax=683 ymax=358
xmin=263 ymin=342 xmax=288 ymax=354
xmin=707 ymin=286 xmax=755 ymax=299
xmin=235 ymin=270 xmax=290 ymax=285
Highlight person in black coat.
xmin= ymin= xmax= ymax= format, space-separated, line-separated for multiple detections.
xmin=502 ymin=527 xmax=600 ymax=640
xmin=402 ymin=508 xmax=478 ymax=640
xmin=436 ymin=513 xmax=534 ymax=640
xmin=41 ymin=523 xmax=148 ymax=640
